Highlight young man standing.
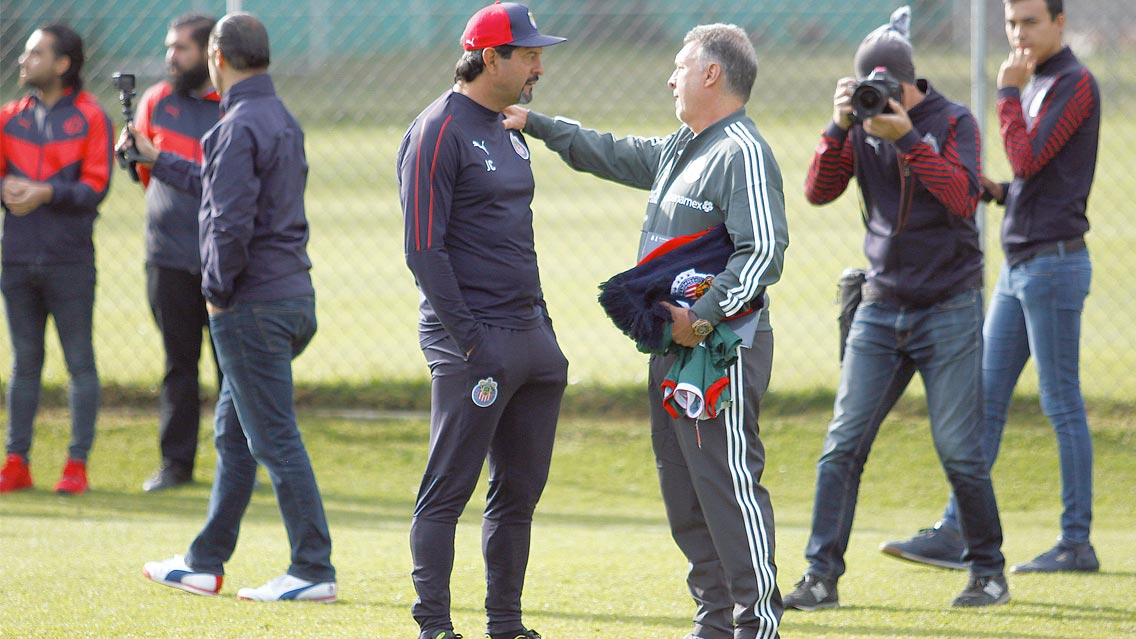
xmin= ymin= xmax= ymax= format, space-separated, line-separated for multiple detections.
xmin=0 ymin=24 xmax=111 ymax=496
xmin=117 ymin=13 xmax=222 ymax=493
xmin=882 ymin=0 xmax=1101 ymax=575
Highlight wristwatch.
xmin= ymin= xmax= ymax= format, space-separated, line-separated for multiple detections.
xmin=688 ymin=311 xmax=713 ymax=337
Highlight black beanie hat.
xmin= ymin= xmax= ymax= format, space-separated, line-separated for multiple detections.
xmin=854 ymin=6 xmax=915 ymax=83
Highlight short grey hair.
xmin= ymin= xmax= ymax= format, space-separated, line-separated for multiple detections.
xmin=684 ymin=24 xmax=758 ymax=102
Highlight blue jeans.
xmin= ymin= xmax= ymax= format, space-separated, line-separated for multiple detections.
xmin=804 ymin=289 xmax=1005 ymax=577
xmin=942 ymin=249 xmax=1092 ymax=543
xmin=184 ymin=296 xmax=335 ymax=582
xmin=1 ymin=263 xmax=100 ymax=462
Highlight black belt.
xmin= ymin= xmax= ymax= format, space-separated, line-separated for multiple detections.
xmin=1010 ymin=237 xmax=1087 ymax=266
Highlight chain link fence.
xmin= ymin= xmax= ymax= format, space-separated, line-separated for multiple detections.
xmin=2 ymin=0 xmax=1134 ymax=403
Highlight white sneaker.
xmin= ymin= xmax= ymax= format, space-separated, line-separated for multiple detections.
xmin=237 ymin=574 xmax=337 ymax=602
xmin=143 ymin=555 xmax=222 ymax=596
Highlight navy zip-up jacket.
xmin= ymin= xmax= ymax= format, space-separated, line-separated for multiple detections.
xmin=0 ymin=89 xmax=112 ymax=266
xmin=198 ymin=73 xmax=313 ymax=308
xmin=805 ymin=80 xmax=982 ymax=307
xmin=997 ymin=46 xmax=1099 ymax=263
xmin=397 ymin=91 xmax=547 ymax=353
xmin=135 ymin=81 xmax=220 ymax=273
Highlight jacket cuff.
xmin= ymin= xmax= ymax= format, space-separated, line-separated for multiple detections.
xmin=524 ymin=111 xmax=556 ymax=138
xmin=690 ymin=298 xmax=724 ymax=324
xmin=893 ymin=128 xmax=922 ymax=154
xmin=823 ymin=121 xmax=850 ymax=141
xmin=151 ymin=151 xmax=174 ymax=182
xmin=996 ymin=86 xmax=1021 ymax=101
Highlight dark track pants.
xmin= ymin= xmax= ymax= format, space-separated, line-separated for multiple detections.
xmin=650 ymin=331 xmax=782 ymax=639
xmin=411 ymin=321 xmax=568 ymax=636
xmin=146 ymin=265 xmax=218 ymax=473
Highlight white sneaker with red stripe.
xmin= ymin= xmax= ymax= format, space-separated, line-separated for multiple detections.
xmin=143 ymin=555 xmax=222 ymax=596
xmin=237 ymin=574 xmax=337 ymax=602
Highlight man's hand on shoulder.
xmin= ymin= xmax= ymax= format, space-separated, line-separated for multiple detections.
xmin=502 ymin=105 xmax=529 ymax=131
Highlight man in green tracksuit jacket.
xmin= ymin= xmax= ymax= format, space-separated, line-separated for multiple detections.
xmin=505 ymin=23 xmax=789 ymax=639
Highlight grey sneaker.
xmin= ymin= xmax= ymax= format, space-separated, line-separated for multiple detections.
xmin=783 ymin=573 xmax=839 ymax=611
xmin=880 ymin=522 xmax=967 ymax=570
xmin=1011 ymin=541 xmax=1100 ymax=573
xmin=951 ymin=573 xmax=1010 ymax=607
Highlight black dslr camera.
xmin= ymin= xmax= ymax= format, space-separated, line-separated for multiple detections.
xmin=112 ymin=72 xmax=142 ymax=182
xmin=850 ymin=67 xmax=902 ymax=124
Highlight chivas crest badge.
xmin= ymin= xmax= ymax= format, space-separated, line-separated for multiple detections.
xmin=671 ymin=268 xmax=715 ymax=302
xmin=472 ymin=377 xmax=499 ymax=407
xmin=510 ymin=132 xmax=530 ymax=160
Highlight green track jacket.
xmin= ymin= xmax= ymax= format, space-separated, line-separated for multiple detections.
xmin=525 ymin=108 xmax=789 ymax=332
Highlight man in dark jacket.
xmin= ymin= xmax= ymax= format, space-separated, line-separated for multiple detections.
xmin=141 ymin=12 xmax=336 ymax=604
xmin=396 ymin=4 xmax=568 ymax=638
xmin=116 ymin=13 xmax=222 ymax=493
xmin=0 ymin=24 xmax=111 ymax=496
xmin=785 ymin=7 xmax=1009 ymax=610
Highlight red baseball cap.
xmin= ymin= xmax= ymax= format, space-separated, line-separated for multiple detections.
xmin=461 ymin=2 xmax=566 ymax=51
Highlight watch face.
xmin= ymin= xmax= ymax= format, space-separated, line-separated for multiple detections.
xmin=693 ymin=321 xmax=712 ymax=336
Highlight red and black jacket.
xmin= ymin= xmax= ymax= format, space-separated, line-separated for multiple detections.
xmin=996 ymin=46 xmax=1099 ymax=264
xmin=805 ymin=81 xmax=983 ymax=308
xmin=134 ymin=81 xmax=220 ymax=272
xmin=0 ymin=89 xmax=112 ymax=265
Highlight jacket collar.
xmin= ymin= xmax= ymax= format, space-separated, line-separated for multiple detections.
xmin=26 ymin=86 xmax=77 ymax=111
xmin=1036 ymin=46 xmax=1075 ymax=75
xmin=907 ymin=79 xmax=944 ymax=119
xmin=689 ymin=107 xmax=748 ymax=139
xmin=219 ymin=73 xmax=275 ymax=114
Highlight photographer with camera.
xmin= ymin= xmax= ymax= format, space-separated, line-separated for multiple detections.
xmin=113 ymin=14 xmax=222 ymax=493
xmin=784 ymin=7 xmax=1010 ymax=609
xmin=0 ymin=24 xmax=111 ymax=496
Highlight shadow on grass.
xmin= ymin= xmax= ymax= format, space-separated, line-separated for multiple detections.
xmin=0 ymin=484 xmax=668 ymax=533
xmin=0 ymin=485 xmax=416 ymax=529
xmin=816 ymin=598 xmax=1136 ymax=631
xmin=786 ymin=618 xmax=1067 ymax=639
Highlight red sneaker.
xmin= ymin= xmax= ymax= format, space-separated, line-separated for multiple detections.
xmin=54 ymin=458 xmax=89 ymax=495
xmin=0 ymin=453 xmax=33 ymax=493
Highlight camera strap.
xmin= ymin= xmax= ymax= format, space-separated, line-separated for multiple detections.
xmin=852 ymin=129 xmax=913 ymax=238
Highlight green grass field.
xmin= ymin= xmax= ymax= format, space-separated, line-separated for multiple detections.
xmin=1 ymin=401 xmax=1133 ymax=638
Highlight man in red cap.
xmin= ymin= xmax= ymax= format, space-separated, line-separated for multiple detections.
xmin=395 ymin=4 xmax=566 ymax=639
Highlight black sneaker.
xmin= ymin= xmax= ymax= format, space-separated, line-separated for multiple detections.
xmin=783 ymin=573 xmax=839 ymax=611
xmin=1011 ymin=541 xmax=1100 ymax=573
xmin=420 ymin=631 xmax=462 ymax=639
xmin=880 ymin=522 xmax=967 ymax=570
xmin=142 ymin=463 xmax=192 ymax=492
xmin=951 ymin=573 xmax=1010 ymax=607
xmin=487 ymin=631 xmax=541 ymax=639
